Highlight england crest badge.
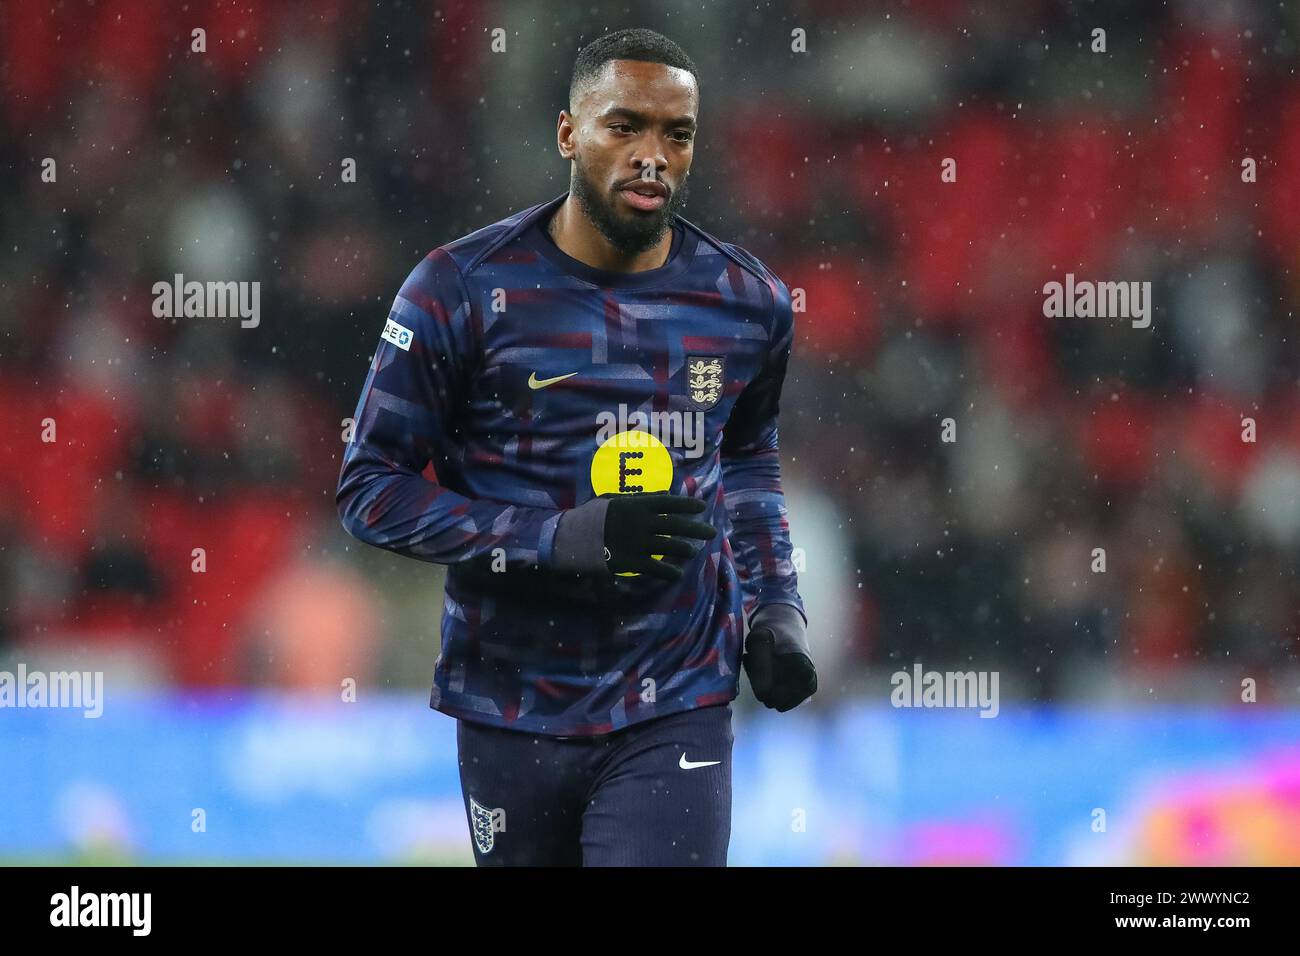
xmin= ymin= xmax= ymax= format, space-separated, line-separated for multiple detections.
xmin=686 ymin=355 xmax=725 ymax=410
xmin=470 ymin=796 xmax=505 ymax=855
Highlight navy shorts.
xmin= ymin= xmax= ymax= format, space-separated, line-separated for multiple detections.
xmin=455 ymin=703 xmax=734 ymax=866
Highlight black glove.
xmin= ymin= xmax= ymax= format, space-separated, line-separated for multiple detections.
xmin=744 ymin=604 xmax=817 ymax=712
xmin=548 ymin=490 xmax=716 ymax=582
xmin=600 ymin=490 xmax=716 ymax=581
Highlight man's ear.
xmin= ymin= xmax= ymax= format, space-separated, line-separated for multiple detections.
xmin=557 ymin=111 xmax=577 ymax=160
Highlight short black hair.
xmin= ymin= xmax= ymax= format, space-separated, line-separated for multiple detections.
xmin=569 ymin=28 xmax=699 ymax=110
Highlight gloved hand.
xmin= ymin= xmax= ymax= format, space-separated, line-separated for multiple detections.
xmin=743 ymin=604 xmax=817 ymax=712
xmin=550 ymin=490 xmax=716 ymax=582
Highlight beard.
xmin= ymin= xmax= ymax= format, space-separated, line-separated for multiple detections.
xmin=569 ymin=152 xmax=691 ymax=257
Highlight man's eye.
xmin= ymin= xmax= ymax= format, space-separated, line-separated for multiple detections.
xmin=610 ymin=123 xmax=634 ymax=133
xmin=672 ymin=131 xmax=693 ymax=142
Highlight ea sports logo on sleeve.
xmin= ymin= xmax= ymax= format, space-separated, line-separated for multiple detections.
xmin=382 ymin=318 xmax=413 ymax=351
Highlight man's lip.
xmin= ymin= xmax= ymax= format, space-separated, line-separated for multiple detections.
xmin=618 ymin=179 xmax=668 ymax=198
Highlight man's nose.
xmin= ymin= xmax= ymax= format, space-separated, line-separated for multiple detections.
xmin=631 ymin=154 xmax=667 ymax=181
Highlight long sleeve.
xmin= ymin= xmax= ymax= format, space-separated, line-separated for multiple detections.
xmin=336 ymin=247 xmax=564 ymax=567
xmin=720 ymin=274 xmax=807 ymax=627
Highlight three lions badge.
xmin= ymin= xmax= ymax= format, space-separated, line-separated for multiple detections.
xmin=686 ymin=355 xmax=724 ymax=410
xmin=470 ymin=796 xmax=506 ymax=854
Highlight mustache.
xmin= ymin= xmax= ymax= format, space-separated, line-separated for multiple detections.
xmin=615 ymin=175 xmax=671 ymax=194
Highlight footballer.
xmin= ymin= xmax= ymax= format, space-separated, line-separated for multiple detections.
xmin=337 ymin=27 xmax=815 ymax=866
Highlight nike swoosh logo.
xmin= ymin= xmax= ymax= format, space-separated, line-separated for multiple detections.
xmin=528 ymin=371 xmax=578 ymax=389
xmin=679 ymin=754 xmax=721 ymax=770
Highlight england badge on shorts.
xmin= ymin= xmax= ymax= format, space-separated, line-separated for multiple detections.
xmin=470 ymin=796 xmax=505 ymax=854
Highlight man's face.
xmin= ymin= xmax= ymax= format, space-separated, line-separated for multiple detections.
xmin=563 ymin=59 xmax=697 ymax=255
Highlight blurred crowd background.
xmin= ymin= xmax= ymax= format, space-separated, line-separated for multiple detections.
xmin=1 ymin=0 xmax=1297 ymax=708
